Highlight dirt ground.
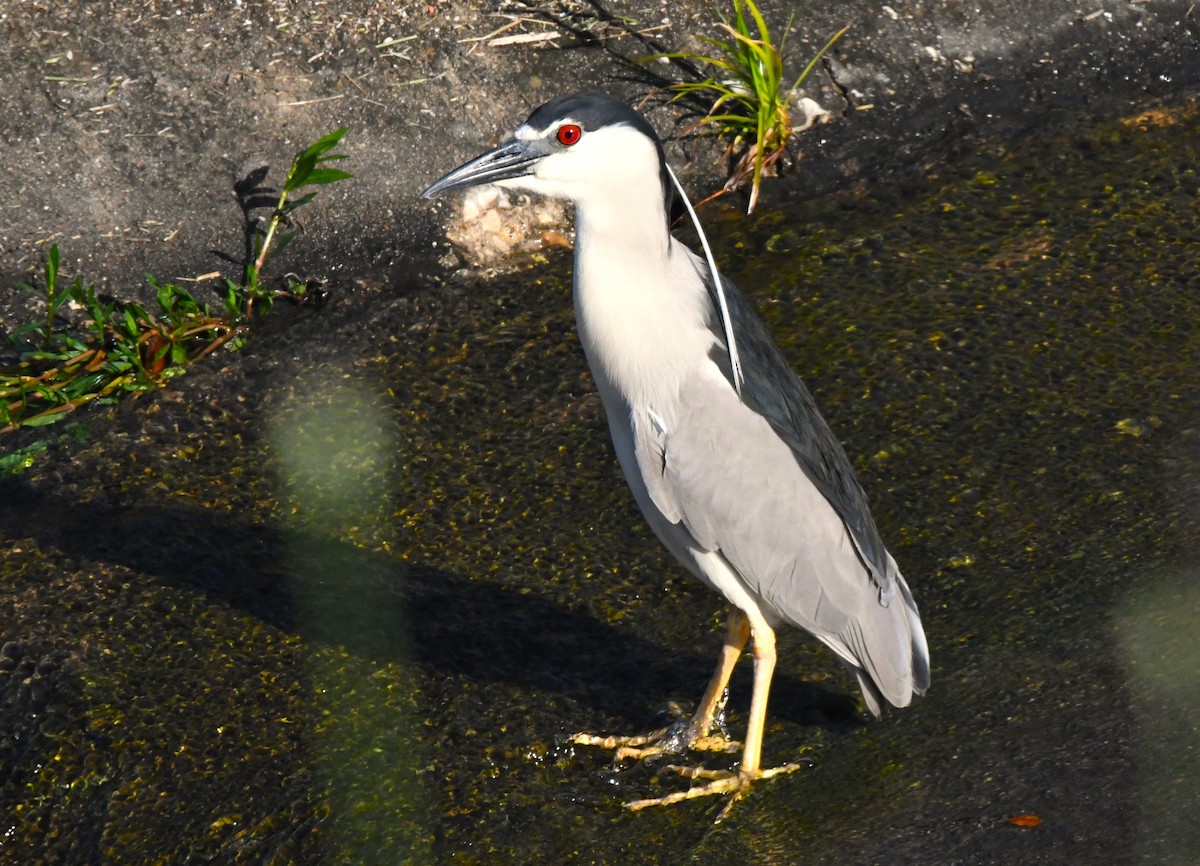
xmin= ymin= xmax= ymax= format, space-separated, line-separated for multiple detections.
xmin=1 ymin=0 xmax=1196 ymax=317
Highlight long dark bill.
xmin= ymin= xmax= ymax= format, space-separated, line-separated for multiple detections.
xmin=421 ymin=140 xmax=541 ymax=200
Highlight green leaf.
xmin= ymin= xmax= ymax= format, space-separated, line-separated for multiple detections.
xmin=785 ymin=22 xmax=851 ymax=97
xmin=303 ymin=127 xmax=348 ymax=158
xmin=9 ymin=321 xmax=46 ymax=344
xmin=271 ymin=232 xmax=297 ymax=259
xmin=285 ymin=128 xmax=350 ymax=194
xmin=304 ymin=167 xmax=354 ymax=186
xmin=223 ymin=279 xmax=244 ymax=317
xmin=284 ymin=191 xmax=318 ymax=212
xmin=69 ymin=372 xmax=110 ymax=395
xmin=743 ymin=0 xmax=770 ymax=41
xmin=62 ymin=336 xmax=90 ymax=355
xmin=0 ymin=440 xmax=49 ymax=473
xmin=21 ymin=409 xmax=71 ymax=428
xmin=45 ymin=244 xmax=60 ymax=294
xmin=287 ymin=154 xmax=319 ymax=189
xmin=641 ymin=1 xmax=847 ymax=214
xmin=171 ymin=284 xmax=199 ymax=312
xmin=154 ymin=278 xmax=176 ymax=312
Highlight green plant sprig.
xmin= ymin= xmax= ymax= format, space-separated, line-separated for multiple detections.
xmin=239 ymin=127 xmax=351 ymax=317
xmin=1 ymin=128 xmax=352 ymax=440
xmin=648 ymin=2 xmax=849 ymax=213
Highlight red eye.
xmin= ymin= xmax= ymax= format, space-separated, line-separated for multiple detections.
xmin=556 ymin=123 xmax=582 ymax=146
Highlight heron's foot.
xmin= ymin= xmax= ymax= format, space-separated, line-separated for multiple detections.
xmin=627 ymin=762 xmax=803 ymax=821
xmin=570 ymin=722 xmax=740 ymax=762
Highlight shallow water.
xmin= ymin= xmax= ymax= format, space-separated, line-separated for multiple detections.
xmin=1 ymin=95 xmax=1197 ymax=864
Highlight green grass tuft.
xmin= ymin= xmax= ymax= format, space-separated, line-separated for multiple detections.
xmin=648 ymin=1 xmax=848 ymax=213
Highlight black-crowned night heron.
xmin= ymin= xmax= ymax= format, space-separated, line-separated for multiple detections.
xmin=422 ymin=92 xmax=929 ymax=816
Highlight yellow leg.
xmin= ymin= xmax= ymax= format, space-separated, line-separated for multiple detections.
xmin=571 ymin=609 xmax=749 ymax=759
xmin=689 ymin=608 xmax=751 ymax=745
xmin=625 ymin=612 xmax=802 ymax=820
xmin=740 ymin=612 xmax=776 ymax=776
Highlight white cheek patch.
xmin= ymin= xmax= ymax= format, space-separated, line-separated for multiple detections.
xmin=519 ymin=116 xmax=586 ymax=146
xmin=504 ymin=121 xmax=654 ymax=199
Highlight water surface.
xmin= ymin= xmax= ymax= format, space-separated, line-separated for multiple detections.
xmin=1 ymin=95 xmax=1197 ymax=864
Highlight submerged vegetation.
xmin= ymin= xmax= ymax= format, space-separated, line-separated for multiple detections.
xmin=0 ymin=129 xmax=350 ymax=438
xmin=649 ymin=0 xmax=848 ymax=212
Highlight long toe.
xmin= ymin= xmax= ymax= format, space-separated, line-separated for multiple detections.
xmin=625 ymin=762 xmax=803 ymax=821
xmin=570 ymin=727 xmax=680 ymax=762
xmin=570 ymin=716 xmax=723 ymax=762
xmin=570 ymin=728 xmax=670 ymax=751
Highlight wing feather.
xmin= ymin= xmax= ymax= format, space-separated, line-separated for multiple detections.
xmin=654 ymin=365 xmax=927 ymax=713
xmin=696 ymin=261 xmax=897 ymax=600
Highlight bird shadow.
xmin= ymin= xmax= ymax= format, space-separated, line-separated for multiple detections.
xmin=0 ymin=476 xmax=858 ymax=733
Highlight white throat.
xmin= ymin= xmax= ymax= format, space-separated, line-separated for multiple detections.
xmin=572 ymin=187 xmax=716 ymax=416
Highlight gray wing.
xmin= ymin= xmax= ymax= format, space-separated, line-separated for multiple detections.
xmin=638 ymin=364 xmax=926 ymax=713
xmin=701 ymin=267 xmax=897 ymax=599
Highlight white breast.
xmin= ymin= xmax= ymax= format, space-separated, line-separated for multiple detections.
xmin=573 ymin=233 xmax=717 ymax=416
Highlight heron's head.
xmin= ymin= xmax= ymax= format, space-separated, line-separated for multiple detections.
xmin=421 ymin=92 xmax=670 ymax=213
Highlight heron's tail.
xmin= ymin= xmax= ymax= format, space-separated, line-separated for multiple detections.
xmin=843 ymin=570 xmax=929 ymax=719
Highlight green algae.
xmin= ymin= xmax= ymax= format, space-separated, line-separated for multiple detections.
xmin=1 ymin=95 xmax=1198 ymax=864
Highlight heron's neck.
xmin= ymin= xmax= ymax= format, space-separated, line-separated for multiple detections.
xmin=572 ymin=190 xmax=714 ymax=412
